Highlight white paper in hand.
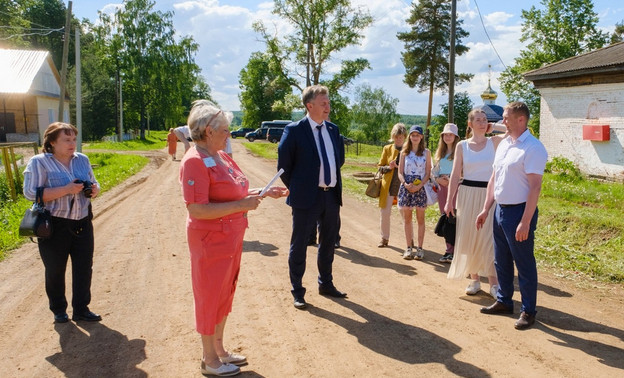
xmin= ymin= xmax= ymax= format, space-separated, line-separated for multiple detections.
xmin=259 ymin=168 xmax=284 ymax=196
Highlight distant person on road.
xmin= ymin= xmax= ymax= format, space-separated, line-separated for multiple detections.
xmin=167 ymin=128 xmax=178 ymax=160
xmin=376 ymin=122 xmax=407 ymax=248
xmin=173 ymin=125 xmax=192 ymax=153
xmin=477 ymin=102 xmax=547 ymax=330
xmin=278 ymin=84 xmax=347 ymax=310
xmin=397 ymin=125 xmax=431 ymax=261
xmin=433 ymin=123 xmax=460 ymax=263
xmin=179 ymin=100 xmax=287 ymax=376
xmin=445 ymin=110 xmax=506 ymax=297
xmin=23 ymin=122 xmax=102 ymax=324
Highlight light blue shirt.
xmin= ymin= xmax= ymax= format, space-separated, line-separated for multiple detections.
xmin=23 ymin=152 xmax=98 ymax=220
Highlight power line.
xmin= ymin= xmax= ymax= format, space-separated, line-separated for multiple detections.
xmin=474 ymin=0 xmax=507 ymax=70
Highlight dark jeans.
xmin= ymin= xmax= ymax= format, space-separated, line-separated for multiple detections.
xmin=38 ymin=215 xmax=94 ymax=315
xmin=289 ymin=188 xmax=340 ymax=298
xmin=493 ymin=203 xmax=539 ymax=315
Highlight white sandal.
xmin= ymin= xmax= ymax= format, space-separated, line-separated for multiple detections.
xmin=219 ymin=352 xmax=247 ymax=366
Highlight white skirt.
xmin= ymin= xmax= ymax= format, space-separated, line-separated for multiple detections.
xmin=447 ymin=184 xmax=496 ymax=280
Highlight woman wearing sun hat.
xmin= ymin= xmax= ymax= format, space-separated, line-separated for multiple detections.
xmin=433 ymin=123 xmax=460 ymax=263
xmin=397 ymin=125 xmax=431 ymax=260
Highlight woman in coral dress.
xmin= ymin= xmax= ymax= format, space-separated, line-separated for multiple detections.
xmin=167 ymin=128 xmax=178 ymax=160
xmin=180 ymin=100 xmax=287 ymax=376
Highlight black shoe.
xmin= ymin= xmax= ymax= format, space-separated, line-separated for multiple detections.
xmin=72 ymin=311 xmax=102 ymax=322
xmin=334 ymin=240 xmax=341 ymax=248
xmin=318 ymin=286 xmax=347 ymax=298
xmin=307 ymin=239 xmax=317 ymax=246
xmin=293 ymin=297 xmax=307 ymax=309
xmin=54 ymin=313 xmax=69 ymax=323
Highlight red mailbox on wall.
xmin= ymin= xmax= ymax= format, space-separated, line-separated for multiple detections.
xmin=582 ymin=125 xmax=610 ymax=141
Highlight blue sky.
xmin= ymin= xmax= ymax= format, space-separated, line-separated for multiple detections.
xmin=72 ymin=0 xmax=624 ymax=115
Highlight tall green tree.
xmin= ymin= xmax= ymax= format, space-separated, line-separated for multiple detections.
xmin=23 ymin=0 xmax=68 ymax=69
xmin=110 ymin=0 xmax=208 ymax=138
xmin=397 ymin=0 xmax=472 ymax=132
xmin=500 ymin=0 xmax=609 ymax=135
xmin=350 ymin=84 xmax=400 ymax=143
xmin=611 ymin=21 xmax=624 ymax=44
xmin=253 ymin=0 xmax=373 ymax=107
xmin=239 ymin=51 xmax=292 ymax=129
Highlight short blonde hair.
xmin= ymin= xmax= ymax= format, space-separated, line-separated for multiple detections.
xmin=187 ymin=100 xmax=233 ymax=141
xmin=389 ymin=123 xmax=407 ymax=141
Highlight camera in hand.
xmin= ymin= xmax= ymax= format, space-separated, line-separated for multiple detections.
xmin=74 ymin=179 xmax=93 ymax=198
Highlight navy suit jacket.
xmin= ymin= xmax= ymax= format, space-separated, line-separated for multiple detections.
xmin=277 ymin=117 xmax=345 ymax=209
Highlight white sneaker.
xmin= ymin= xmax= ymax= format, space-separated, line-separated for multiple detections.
xmin=465 ymin=280 xmax=481 ymax=295
xmin=489 ymin=284 xmax=499 ymax=299
xmin=219 ymin=352 xmax=247 ymax=366
xmin=403 ymin=247 xmax=413 ymax=260
xmin=413 ymin=247 xmax=424 ymax=260
xmin=201 ymin=361 xmax=240 ymax=376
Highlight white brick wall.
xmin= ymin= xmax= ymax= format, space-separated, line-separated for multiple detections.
xmin=539 ymin=83 xmax=624 ymax=181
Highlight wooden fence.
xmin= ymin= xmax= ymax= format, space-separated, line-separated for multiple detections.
xmin=0 ymin=142 xmax=38 ymax=200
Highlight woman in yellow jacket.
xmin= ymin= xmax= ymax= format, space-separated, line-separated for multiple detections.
xmin=377 ymin=123 xmax=407 ymax=247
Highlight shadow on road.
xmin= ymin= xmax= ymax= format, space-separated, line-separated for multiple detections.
xmin=308 ymin=299 xmax=490 ymax=377
xmin=538 ymin=306 xmax=624 ymax=369
xmin=46 ymin=321 xmax=146 ymax=377
xmin=335 ymin=245 xmax=418 ymax=276
xmin=243 ymin=240 xmax=279 ymax=257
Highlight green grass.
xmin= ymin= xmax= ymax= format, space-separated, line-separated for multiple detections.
xmin=84 ymin=130 xmax=168 ymax=151
xmin=0 ymin=153 xmax=148 ymax=260
xmin=241 ymin=142 xmax=624 ymax=285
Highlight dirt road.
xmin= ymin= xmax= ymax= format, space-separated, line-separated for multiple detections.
xmin=1 ymin=140 xmax=623 ymax=377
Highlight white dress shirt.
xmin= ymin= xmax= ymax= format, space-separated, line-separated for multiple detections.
xmin=307 ymin=116 xmax=337 ymax=187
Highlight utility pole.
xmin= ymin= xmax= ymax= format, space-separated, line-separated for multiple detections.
xmin=57 ymin=1 xmax=72 ymax=122
xmin=75 ymin=27 xmax=82 ymax=151
xmin=448 ymin=0 xmax=457 ymax=124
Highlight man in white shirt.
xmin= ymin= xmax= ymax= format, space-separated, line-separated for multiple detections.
xmin=476 ymin=101 xmax=548 ymax=330
xmin=173 ymin=125 xmax=192 ymax=152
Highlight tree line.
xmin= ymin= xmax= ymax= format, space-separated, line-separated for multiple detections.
xmin=1 ymin=0 xmax=622 ymax=144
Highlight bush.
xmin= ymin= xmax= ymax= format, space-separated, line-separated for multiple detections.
xmin=545 ymin=156 xmax=582 ymax=181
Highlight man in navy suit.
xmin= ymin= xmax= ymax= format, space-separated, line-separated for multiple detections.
xmin=278 ymin=85 xmax=346 ymax=309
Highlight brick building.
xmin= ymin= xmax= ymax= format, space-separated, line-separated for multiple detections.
xmin=524 ymin=42 xmax=624 ymax=181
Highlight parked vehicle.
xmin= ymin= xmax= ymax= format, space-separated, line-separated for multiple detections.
xmin=231 ymin=127 xmax=255 ymax=138
xmin=245 ymin=120 xmax=291 ymax=142
xmin=245 ymin=128 xmax=266 ymax=142
xmin=266 ymin=128 xmax=284 ymax=143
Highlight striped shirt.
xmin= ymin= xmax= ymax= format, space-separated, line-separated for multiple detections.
xmin=23 ymin=152 xmax=98 ymax=220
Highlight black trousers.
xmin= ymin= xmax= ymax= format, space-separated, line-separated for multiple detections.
xmin=289 ymin=188 xmax=340 ymax=298
xmin=37 ymin=215 xmax=94 ymax=315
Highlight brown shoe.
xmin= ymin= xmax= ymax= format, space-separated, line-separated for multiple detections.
xmin=514 ymin=311 xmax=536 ymax=330
xmin=480 ymin=301 xmax=513 ymax=315
xmin=377 ymin=239 xmax=388 ymax=248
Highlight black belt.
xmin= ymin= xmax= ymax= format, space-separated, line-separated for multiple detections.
xmin=499 ymin=202 xmax=525 ymax=208
xmin=461 ymin=179 xmax=488 ymax=188
xmin=319 ymin=186 xmax=335 ymax=191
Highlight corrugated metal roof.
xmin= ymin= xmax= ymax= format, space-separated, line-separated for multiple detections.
xmin=0 ymin=49 xmax=50 ymax=94
xmin=524 ymin=42 xmax=624 ymax=81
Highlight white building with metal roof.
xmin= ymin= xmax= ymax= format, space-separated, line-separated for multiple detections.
xmin=0 ymin=48 xmax=70 ymax=143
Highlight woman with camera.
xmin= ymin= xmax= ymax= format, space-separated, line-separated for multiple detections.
xmin=23 ymin=122 xmax=102 ymax=324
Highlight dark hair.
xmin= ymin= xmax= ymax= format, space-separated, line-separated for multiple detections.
xmin=302 ymin=85 xmax=329 ymax=111
xmin=505 ymin=101 xmax=531 ymax=121
xmin=43 ymin=122 xmax=78 ymax=153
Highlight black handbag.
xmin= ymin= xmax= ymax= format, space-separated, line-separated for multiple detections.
xmin=19 ymin=187 xmax=53 ymax=240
